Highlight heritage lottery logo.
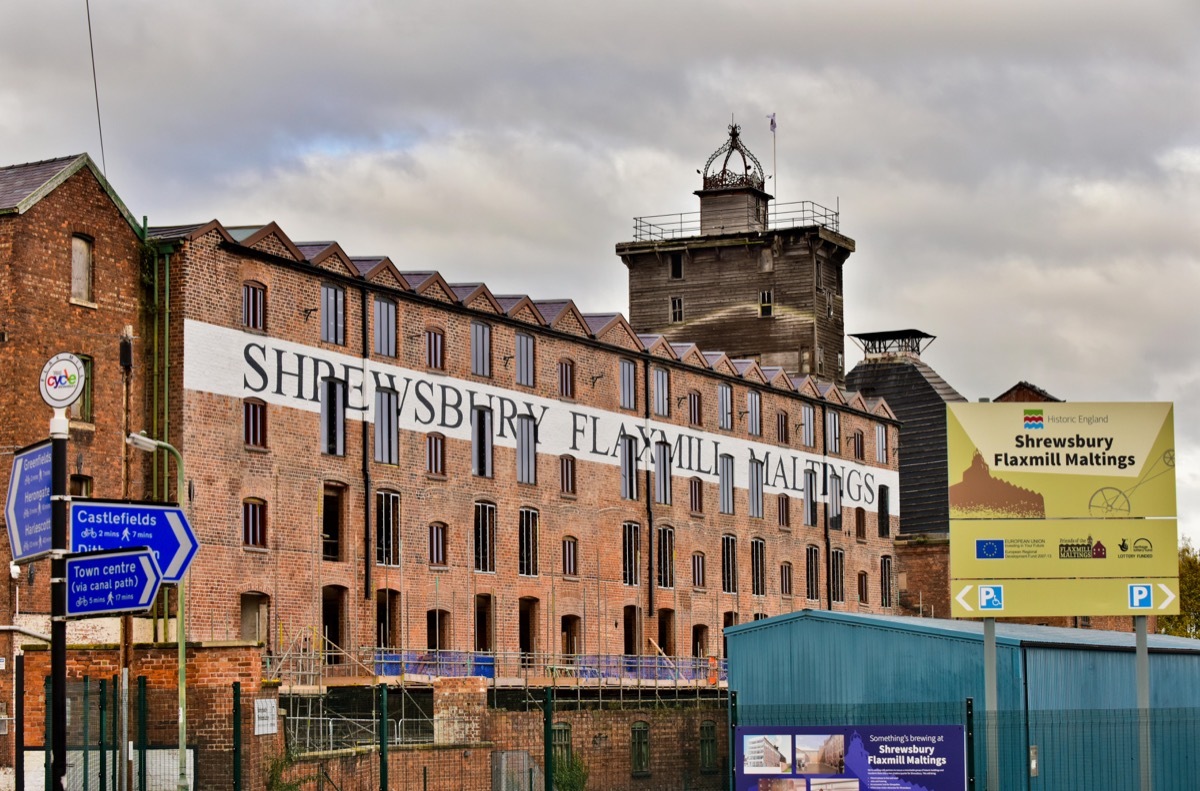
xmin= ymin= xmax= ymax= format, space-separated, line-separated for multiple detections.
xmin=975 ymin=539 xmax=1005 ymax=559
xmin=1023 ymin=409 xmax=1044 ymax=430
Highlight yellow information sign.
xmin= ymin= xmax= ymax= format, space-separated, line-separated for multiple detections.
xmin=951 ymin=519 xmax=1178 ymax=581
xmin=950 ymin=578 xmax=1179 ymax=618
xmin=947 ymin=402 xmax=1176 ymax=519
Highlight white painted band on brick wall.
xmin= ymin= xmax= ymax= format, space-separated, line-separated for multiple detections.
xmin=184 ymin=319 xmax=899 ymax=510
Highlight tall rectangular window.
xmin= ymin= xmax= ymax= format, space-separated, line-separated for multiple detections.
xmin=654 ymin=442 xmax=672 ymax=505
xmin=320 ymin=283 xmax=345 ymax=345
xmin=669 ymin=253 xmax=684 ymax=279
xmin=471 ymin=407 xmax=493 ymax=477
xmin=806 ymin=546 xmax=820 ymax=600
xmin=748 ymin=460 xmax=764 ymax=518
xmin=718 ymin=454 xmax=734 ymax=514
xmin=721 ymin=535 xmax=737 ymax=593
xmin=803 ymin=469 xmax=818 ymax=526
xmin=831 ymin=549 xmax=845 ymax=603
xmin=474 ymin=501 xmax=496 ymax=572
xmin=700 ymin=721 xmax=717 ymax=773
xmin=829 ymin=473 xmax=842 ymax=531
xmin=243 ymin=499 xmax=266 ymax=548
xmin=718 ymin=384 xmax=733 ymax=430
xmin=244 ymin=399 xmax=267 ymax=447
xmin=780 ymin=562 xmax=793 ymax=597
xmin=376 ymin=491 xmax=401 ymax=565
xmin=689 ymin=477 xmax=703 ymax=514
xmin=619 ymin=435 xmax=639 ymax=500
xmin=669 ymin=296 xmax=683 ymax=323
xmin=619 ymin=359 xmax=636 ymax=410
xmin=878 ymin=485 xmax=891 ymax=537
xmin=747 ymin=391 xmax=761 ymax=436
xmin=425 ymin=328 xmax=445 ymax=370
xmin=826 ymin=410 xmax=841 ymax=453
xmin=759 ymin=289 xmax=773 ymax=318
xmin=71 ymin=236 xmax=93 ymax=302
xmin=374 ymin=296 xmax=396 ymax=357
xmin=777 ymin=494 xmax=790 ymax=528
xmin=429 ymin=522 xmax=447 ymax=566
xmin=852 ymin=430 xmax=865 ymax=461
xmin=692 ymin=552 xmax=706 ymax=588
xmin=776 ymin=411 xmax=789 ymax=444
xmin=518 ymin=508 xmax=539 ymax=576
xmin=562 ymin=536 xmax=578 ymax=577
xmin=622 ymin=522 xmax=640 ymax=586
xmin=560 ymin=456 xmax=576 ymax=495
xmin=558 ymin=359 xmax=575 ymax=399
xmin=751 ymin=538 xmax=766 ymax=596
xmin=471 ymin=321 xmax=491 ymax=377
xmin=880 ymin=556 xmax=894 ymax=608
xmin=322 ymin=486 xmax=343 ymax=561
xmin=876 ymin=424 xmax=889 ymax=463
xmin=242 ymin=282 xmax=265 ymax=330
xmin=855 ymin=507 xmax=867 ymax=541
xmin=801 ymin=404 xmax=815 ymax=447
xmin=657 ymin=525 xmax=674 ymax=589
xmin=688 ymin=391 xmax=702 ymax=426
xmin=70 ymin=355 xmax=94 ymax=422
xmin=517 ymin=415 xmax=537 ymax=484
xmin=858 ymin=571 xmax=869 ymax=605
xmin=426 ymin=433 xmax=445 ymax=476
xmin=320 ymin=378 xmax=345 ymax=456
xmin=374 ymin=388 xmax=399 ymax=464
xmin=515 ymin=332 xmax=535 ymax=387
xmin=653 ymin=368 xmax=670 ymax=416
xmin=631 ymin=722 xmax=650 ymax=776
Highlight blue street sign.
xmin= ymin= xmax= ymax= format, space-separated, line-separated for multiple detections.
xmin=5 ymin=441 xmax=53 ymax=563
xmin=65 ymin=548 xmax=163 ymax=618
xmin=70 ymin=501 xmax=198 ymax=583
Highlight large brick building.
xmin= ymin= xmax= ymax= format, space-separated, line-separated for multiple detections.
xmin=0 ymin=149 xmax=901 ymax=706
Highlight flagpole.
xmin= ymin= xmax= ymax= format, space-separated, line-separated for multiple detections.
xmin=767 ymin=113 xmax=777 ymax=220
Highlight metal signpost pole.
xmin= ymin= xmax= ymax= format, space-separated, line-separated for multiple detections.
xmin=126 ymin=433 xmax=189 ymax=791
xmin=983 ymin=617 xmax=999 ymax=791
xmin=1136 ymin=616 xmax=1151 ymax=791
xmin=49 ymin=407 xmax=68 ymax=791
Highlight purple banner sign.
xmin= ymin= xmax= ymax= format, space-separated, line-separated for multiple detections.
xmin=735 ymin=725 xmax=965 ymax=791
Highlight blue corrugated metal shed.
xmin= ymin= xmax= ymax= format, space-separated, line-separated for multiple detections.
xmin=726 ymin=610 xmax=1200 ymax=790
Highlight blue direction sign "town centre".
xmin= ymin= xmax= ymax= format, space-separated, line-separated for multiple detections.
xmin=65 ymin=547 xmax=163 ymax=618
xmin=70 ymin=501 xmax=198 ymax=583
xmin=5 ymin=441 xmax=53 ymax=563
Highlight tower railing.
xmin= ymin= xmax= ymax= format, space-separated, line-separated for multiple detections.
xmin=632 ymin=199 xmax=839 ymax=241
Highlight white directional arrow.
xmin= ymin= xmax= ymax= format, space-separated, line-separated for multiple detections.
xmin=137 ymin=555 xmax=158 ymax=607
xmin=956 ymin=585 xmax=974 ymax=612
xmin=5 ymin=456 xmax=25 ymax=557
xmin=1158 ymin=584 xmax=1177 ymax=611
xmin=163 ymin=511 xmax=195 ymax=579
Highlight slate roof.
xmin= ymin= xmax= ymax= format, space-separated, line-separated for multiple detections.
xmin=0 ymin=155 xmax=83 ymax=211
xmin=846 ymin=353 xmax=967 ymax=535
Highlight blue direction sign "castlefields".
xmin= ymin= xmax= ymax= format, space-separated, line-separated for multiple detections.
xmin=65 ymin=548 xmax=163 ymax=618
xmin=5 ymin=441 xmax=53 ymax=563
xmin=70 ymin=501 xmax=198 ymax=583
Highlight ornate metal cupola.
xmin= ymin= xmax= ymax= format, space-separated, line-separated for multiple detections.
xmin=695 ymin=124 xmax=773 ymax=234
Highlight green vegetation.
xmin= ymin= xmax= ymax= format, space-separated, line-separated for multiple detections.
xmin=554 ymin=751 xmax=590 ymax=791
xmin=1159 ymin=538 xmax=1200 ymax=638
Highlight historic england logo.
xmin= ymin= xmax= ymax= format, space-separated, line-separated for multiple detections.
xmin=1023 ymin=409 xmax=1044 ymax=430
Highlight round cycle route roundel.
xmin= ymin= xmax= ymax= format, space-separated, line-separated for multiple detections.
xmin=39 ymin=352 xmax=87 ymax=409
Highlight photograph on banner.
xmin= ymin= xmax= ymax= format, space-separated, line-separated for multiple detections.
xmin=947 ymin=402 xmax=1175 ymax=519
xmin=951 ymin=518 xmax=1178 ymax=581
xmin=735 ymin=725 xmax=964 ymax=791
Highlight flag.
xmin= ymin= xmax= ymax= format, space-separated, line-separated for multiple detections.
xmin=767 ymin=113 xmax=776 ymax=133
xmin=976 ymin=539 xmax=1005 ymax=560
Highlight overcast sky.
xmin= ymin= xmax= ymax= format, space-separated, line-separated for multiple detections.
xmin=3 ymin=1 xmax=1198 ymax=541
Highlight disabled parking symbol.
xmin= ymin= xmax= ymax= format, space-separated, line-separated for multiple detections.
xmin=979 ymin=585 xmax=1004 ymax=611
xmin=1128 ymin=584 xmax=1153 ymax=609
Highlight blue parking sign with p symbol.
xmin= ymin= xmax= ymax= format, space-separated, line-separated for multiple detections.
xmin=1129 ymin=584 xmax=1153 ymax=609
xmin=979 ymin=585 xmax=1004 ymax=611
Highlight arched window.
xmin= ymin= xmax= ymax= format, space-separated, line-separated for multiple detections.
xmin=562 ymin=536 xmax=578 ymax=576
xmin=558 ymin=358 xmax=575 ymax=399
xmin=425 ymin=327 xmax=445 ymax=370
xmin=244 ymin=398 xmax=267 ymax=447
xmin=242 ymin=498 xmax=267 ymax=548
xmin=429 ymin=522 xmax=447 ymax=567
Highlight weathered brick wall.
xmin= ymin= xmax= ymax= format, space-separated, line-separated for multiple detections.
xmin=0 ymin=163 xmax=149 ymax=775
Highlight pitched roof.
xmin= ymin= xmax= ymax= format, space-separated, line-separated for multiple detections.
xmin=0 ymin=154 xmax=142 ymax=237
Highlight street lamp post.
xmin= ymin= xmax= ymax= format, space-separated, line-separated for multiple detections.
xmin=127 ymin=432 xmax=189 ymax=791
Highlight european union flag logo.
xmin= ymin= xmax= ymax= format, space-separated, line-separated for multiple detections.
xmin=976 ymin=539 xmax=1005 ymax=559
